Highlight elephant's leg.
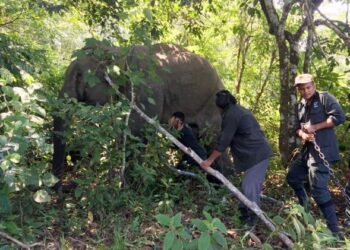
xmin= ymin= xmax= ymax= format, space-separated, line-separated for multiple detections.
xmin=52 ymin=115 xmax=66 ymax=179
xmin=129 ymin=86 xmax=164 ymax=135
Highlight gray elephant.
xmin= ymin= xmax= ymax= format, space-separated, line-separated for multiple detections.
xmin=52 ymin=43 xmax=228 ymax=188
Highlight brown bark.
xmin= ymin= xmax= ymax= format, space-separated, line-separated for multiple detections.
xmin=253 ymin=49 xmax=276 ymax=112
xmin=236 ymin=33 xmax=252 ymax=94
xmin=258 ymin=0 xmax=322 ymax=166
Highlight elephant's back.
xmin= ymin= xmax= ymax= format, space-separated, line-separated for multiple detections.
xmin=151 ymin=44 xmax=223 ymax=120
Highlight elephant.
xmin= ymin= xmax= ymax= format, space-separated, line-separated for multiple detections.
xmin=52 ymin=42 xmax=230 ymax=188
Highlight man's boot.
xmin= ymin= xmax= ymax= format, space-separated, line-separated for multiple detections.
xmin=319 ymin=200 xmax=339 ymax=234
xmin=294 ymin=187 xmax=310 ymax=211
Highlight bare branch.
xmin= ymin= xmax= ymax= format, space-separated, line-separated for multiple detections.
xmin=0 ymin=11 xmax=24 ymax=27
xmin=315 ymin=9 xmax=350 ymax=45
xmin=0 ymin=230 xmax=45 ymax=249
xmin=314 ymin=19 xmax=350 ymax=45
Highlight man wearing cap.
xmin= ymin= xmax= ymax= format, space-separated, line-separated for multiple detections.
xmin=286 ymin=73 xmax=346 ymax=234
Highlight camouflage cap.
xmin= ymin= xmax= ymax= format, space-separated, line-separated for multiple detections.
xmin=294 ymin=73 xmax=314 ymax=86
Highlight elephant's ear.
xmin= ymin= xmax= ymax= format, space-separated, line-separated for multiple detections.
xmin=59 ymin=61 xmax=86 ymax=101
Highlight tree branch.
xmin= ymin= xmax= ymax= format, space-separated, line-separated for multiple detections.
xmin=280 ymin=0 xmax=299 ymax=26
xmin=253 ymin=49 xmax=276 ymax=112
xmin=0 ymin=230 xmax=45 ymax=249
xmin=314 ymin=19 xmax=350 ymax=45
xmin=259 ymin=0 xmax=280 ymax=35
xmin=0 ymin=11 xmax=24 ymax=27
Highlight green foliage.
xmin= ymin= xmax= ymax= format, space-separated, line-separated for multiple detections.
xmin=271 ymin=204 xmax=343 ymax=249
xmin=0 ymin=83 xmax=56 ymax=204
xmin=156 ymin=211 xmax=228 ymax=250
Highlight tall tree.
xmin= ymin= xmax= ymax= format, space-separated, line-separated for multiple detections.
xmin=257 ymin=0 xmax=350 ymax=166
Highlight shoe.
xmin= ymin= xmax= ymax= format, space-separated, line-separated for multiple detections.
xmin=239 ymin=208 xmax=257 ymax=228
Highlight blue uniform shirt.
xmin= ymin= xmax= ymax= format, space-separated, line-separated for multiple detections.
xmin=296 ymin=91 xmax=346 ymax=163
xmin=215 ymin=104 xmax=272 ymax=172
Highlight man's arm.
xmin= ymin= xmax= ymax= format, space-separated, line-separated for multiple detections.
xmin=296 ymin=128 xmax=315 ymax=142
xmin=200 ymin=150 xmax=222 ymax=169
xmin=302 ymin=117 xmax=335 ymax=134
xmin=303 ymin=93 xmax=346 ymax=133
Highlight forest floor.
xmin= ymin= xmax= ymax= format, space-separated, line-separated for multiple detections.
xmin=34 ymin=167 xmax=350 ymax=250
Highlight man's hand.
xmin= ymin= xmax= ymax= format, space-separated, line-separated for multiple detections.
xmin=300 ymin=131 xmax=315 ymax=142
xmin=200 ymin=159 xmax=213 ymax=169
xmin=303 ymin=123 xmax=317 ymax=134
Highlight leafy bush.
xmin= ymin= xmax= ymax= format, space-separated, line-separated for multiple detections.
xmin=156 ymin=211 xmax=228 ymax=250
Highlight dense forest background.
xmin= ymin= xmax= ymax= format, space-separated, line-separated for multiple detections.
xmin=1 ymin=0 xmax=350 ymax=249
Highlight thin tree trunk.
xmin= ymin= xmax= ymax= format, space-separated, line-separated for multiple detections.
xmin=303 ymin=0 xmax=314 ymax=73
xmin=277 ymin=41 xmax=291 ymax=166
xmin=236 ymin=36 xmax=251 ymax=94
xmin=253 ymin=49 xmax=276 ymax=112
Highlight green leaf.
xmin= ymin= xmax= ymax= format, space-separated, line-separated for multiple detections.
xmin=1 ymin=86 xmax=15 ymax=98
xmin=262 ymin=243 xmax=274 ymax=250
xmin=143 ymin=8 xmax=153 ymax=22
xmin=172 ymin=239 xmax=183 ymax=250
xmin=7 ymin=153 xmax=20 ymax=163
xmin=33 ymin=189 xmax=51 ymax=203
xmin=273 ymin=215 xmax=285 ymax=226
xmin=191 ymin=219 xmax=208 ymax=231
xmin=12 ymin=87 xmax=30 ymax=103
xmin=24 ymin=168 xmax=40 ymax=186
xmin=3 ymin=221 xmax=19 ymax=235
xmin=212 ymin=218 xmax=226 ymax=233
xmin=147 ymin=97 xmax=155 ymax=105
xmin=185 ymin=239 xmax=198 ymax=250
xmin=212 ymin=231 xmax=227 ymax=248
xmin=198 ymin=232 xmax=210 ymax=250
xmin=180 ymin=228 xmax=191 ymax=240
xmin=41 ymin=173 xmax=59 ymax=187
xmin=83 ymin=71 xmax=100 ymax=88
xmin=74 ymin=188 xmax=83 ymax=199
xmin=164 ymin=231 xmax=175 ymax=250
xmin=0 ymin=135 xmax=7 ymax=145
xmin=156 ymin=214 xmax=171 ymax=226
xmin=203 ymin=211 xmax=213 ymax=222
xmin=172 ymin=212 xmax=182 ymax=228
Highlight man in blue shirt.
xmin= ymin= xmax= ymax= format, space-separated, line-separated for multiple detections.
xmin=287 ymin=73 xmax=346 ymax=234
xmin=201 ymin=90 xmax=272 ymax=227
xmin=169 ymin=111 xmax=207 ymax=170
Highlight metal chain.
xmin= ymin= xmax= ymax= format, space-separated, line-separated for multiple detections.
xmin=313 ymin=140 xmax=350 ymax=206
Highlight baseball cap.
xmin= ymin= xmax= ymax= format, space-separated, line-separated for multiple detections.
xmin=294 ymin=73 xmax=314 ymax=86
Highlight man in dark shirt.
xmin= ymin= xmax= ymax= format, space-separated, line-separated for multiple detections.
xmin=286 ymin=73 xmax=346 ymax=234
xmin=169 ymin=111 xmax=207 ymax=170
xmin=201 ymin=90 xmax=272 ymax=227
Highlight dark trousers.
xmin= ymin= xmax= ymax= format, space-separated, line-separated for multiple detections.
xmin=286 ymin=154 xmax=332 ymax=205
xmin=287 ymin=154 xmax=339 ymax=233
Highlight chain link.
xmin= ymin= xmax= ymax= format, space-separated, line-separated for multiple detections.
xmin=313 ymin=140 xmax=350 ymax=206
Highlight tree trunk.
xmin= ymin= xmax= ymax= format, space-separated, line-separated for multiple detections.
xmin=277 ymin=40 xmax=291 ymax=166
